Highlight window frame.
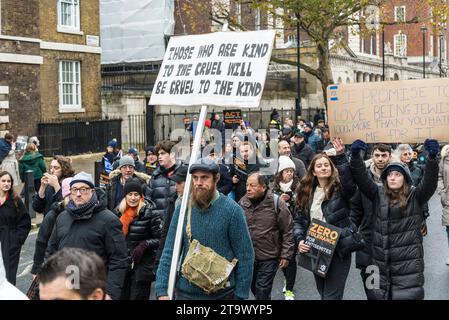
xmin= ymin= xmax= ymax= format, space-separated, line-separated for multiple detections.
xmin=57 ymin=0 xmax=81 ymax=33
xmin=394 ymin=32 xmax=407 ymax=57
xmin=58 ymin=60 xmax=83 ymax=112
xmin=394 ymin=6 xmax=406 ymax=23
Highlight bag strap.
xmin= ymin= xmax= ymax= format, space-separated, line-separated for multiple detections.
xmin=186 ymin=200 xmax=192 ymax=242
xmin=273 ymin=193 xmax=280 ymax=216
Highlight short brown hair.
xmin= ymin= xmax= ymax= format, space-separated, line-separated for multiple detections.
xmin=155 ymin=140 xmax=176 ymax=154
xmin=372 ymin=144 xmax=391 ymax=155
xmin=4 ymin=133 xmax=14 ymax=141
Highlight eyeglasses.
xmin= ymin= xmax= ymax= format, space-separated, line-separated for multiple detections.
xmin=70 ymin=187 xmax=92 ymax=195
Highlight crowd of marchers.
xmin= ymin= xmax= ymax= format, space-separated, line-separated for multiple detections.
xmin=0 ymin=110 xmax=448 ymax=301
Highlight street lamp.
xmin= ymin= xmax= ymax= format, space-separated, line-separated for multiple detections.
xmin=295 ymin=20 xmax=301 ymax=124
xmin=382 ymin=25 xmax=385 ymax=81
xmin=439 ymin=31 xmax=445 ymax=78
xmin=421 ymin=24 xmax=427 ymax=79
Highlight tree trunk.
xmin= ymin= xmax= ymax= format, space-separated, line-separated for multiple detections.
xmin=316 ymin=41 xmax=334 ymax=116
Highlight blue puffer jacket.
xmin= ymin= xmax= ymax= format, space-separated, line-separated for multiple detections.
xmin=0 ymin=139 xmax=12 ymax=163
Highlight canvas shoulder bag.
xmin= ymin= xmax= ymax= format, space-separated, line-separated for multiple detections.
xmin=181 ymin=202 xmax=238 ymax=294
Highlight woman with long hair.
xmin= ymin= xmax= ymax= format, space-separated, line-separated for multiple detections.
xmin=33 ymin=155 xmax=75 ymax=216
xmin=395 ymin=144 xmax=429 ymax=236
xmin=350 ymin=139 xmax=439 ymax=300
xmin=0 ymin=171 xmax=31 ymax=285
xmin=294 ymin=138 xmax=361 ymax=300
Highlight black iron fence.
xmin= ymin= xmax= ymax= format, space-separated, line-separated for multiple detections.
xmin=38 ymin=118 xmax=122 ymax=157
xmin=128 ymin=113 xmax=147 ymax=151
xmin=154 ymin=107 xmax=318 ymax=141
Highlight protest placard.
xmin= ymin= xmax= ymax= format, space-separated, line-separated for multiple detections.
xmin=327 ymin=78 xmax=449 ymax=143
xmin=223 ymin=109 xmax=242 ymax=128
xmin=149 ymin=30 xmax=275 ymax=108
xmin=298 ymin=219 xmax=342 ymax=278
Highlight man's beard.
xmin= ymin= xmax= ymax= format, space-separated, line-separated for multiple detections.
xmin=191 ymin=184 xmax=216 ymax=209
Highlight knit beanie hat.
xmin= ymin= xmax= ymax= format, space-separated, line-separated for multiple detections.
xmin=70 ymin=172 xmax=95 ymax=189
xmin=118 ymin=156 xmax=135 ymax=168
xmin=124 ymin=178 xmax=143 ymax=196
xmin=278 ymin=156 xmax=296 ymax=173
xmin=61 ymin=177 xmax=73 ymax=198
xmin=108 ymin=138 xmax=118 ymax=148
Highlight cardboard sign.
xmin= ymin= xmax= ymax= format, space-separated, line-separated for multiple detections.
xmin=99 ymin=173 xmax=110 ymax=190
xmin=149 ymin=30 xmax=275 ymax=108
xmin=327 ymin=78 xmax=449 ymax=143
xmin=223 ymin=109 xmax=242 ymax=128
xmin=298 ymin=219 xmax=342 ymax=278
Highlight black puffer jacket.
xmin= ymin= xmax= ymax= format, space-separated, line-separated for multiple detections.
xmin=293 ymin=154 xmax=362 ymax=259
xmin=113 ymin=199 xmax=162 ymax=282
xmin=154 ymin=193 xmax=178 ymax=273
xmin=113 ymin=199 xmax=162 ymax=251
xmin=46 ymin=188 xmax=128 ymax=300
xmin=31 ymin=200 xmax=66 ymax=275
xmin=32 ymin=186 xmax=63 ymax=216
xmin=350 ymin=155 xmax=439 ymax=300
xmin=408 ymin=162 xmax=429 ymax=218
xmin=144 ymin=161 xmax=183 ymax=221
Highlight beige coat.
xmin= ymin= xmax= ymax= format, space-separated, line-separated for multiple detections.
xmin=438 ymin=145 xmax=449 ymax=226
xmin=1 ymin=150 xmax=19 ymax=186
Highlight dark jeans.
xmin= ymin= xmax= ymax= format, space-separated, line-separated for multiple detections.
xmin=359 ymin=267 xmax=379 ymax=300
xmin=251 ymin=259 xmax=279 ymax=300
xmin=314 ymin=254 xmax=351 ymax=300
xmin=282 ymin=245 xmax=298 ymax=291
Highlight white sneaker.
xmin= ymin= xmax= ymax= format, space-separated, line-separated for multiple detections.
xmin=284 ymin=290 xmax=295 ymax=300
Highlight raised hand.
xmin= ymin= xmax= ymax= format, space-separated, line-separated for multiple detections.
xmin=350 ymin=139 xmax=368 ymax=157
xmin=332 ymin=137 xmax=345 ymax=155
xmin=424 ymin=139 xmax=439 ymax=159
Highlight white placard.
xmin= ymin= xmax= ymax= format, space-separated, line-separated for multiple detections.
xmin=149 ymin=30 xmax=275 ymax=108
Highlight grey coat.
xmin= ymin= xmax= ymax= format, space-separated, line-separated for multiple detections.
xmin=439 ymin=145 xmax=449 ymax=226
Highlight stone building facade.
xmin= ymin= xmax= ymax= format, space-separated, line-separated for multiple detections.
xmin=0 ymin=0 xmax=101 ymax=138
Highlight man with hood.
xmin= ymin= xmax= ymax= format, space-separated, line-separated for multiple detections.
xmin=46 ymin=172 xmax=128 ymax=300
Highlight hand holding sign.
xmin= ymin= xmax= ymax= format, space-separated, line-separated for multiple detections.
xmin=298 ymin=240 xmax=311 ymax=254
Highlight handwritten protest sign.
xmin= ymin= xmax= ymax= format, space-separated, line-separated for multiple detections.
xmin=327 ymin=78 xmax=449 ymax=143
xmin=149 ymin=30 xmax=275 ymax=108
xmin=298 ymin=219 xmax=342 ymax=278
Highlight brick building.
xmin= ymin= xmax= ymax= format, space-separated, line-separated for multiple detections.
xmin=0 ymin=0 xmax=102 ymax=146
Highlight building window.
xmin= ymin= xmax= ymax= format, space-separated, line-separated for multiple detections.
xmin=394 ymin=6 xmax=406 ymax=23
xmin=58 ymin=0 xmax=80 ymax=31
xmin=59 ymin=61 xmax=81 ymax=110
xmin=394 ymin=33 xmax=407 ymax=57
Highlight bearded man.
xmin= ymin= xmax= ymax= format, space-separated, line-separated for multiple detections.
xmin=155 ymin=158 xmax=254 ymax=300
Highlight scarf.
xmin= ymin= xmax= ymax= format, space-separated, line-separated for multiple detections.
xmin=67 ymin=192 xmax=98 ymax=219
xmin=120 ymin=201 xmax=141 ymax=236
xmin=279 ymin=180 xmax=293 ymax=193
